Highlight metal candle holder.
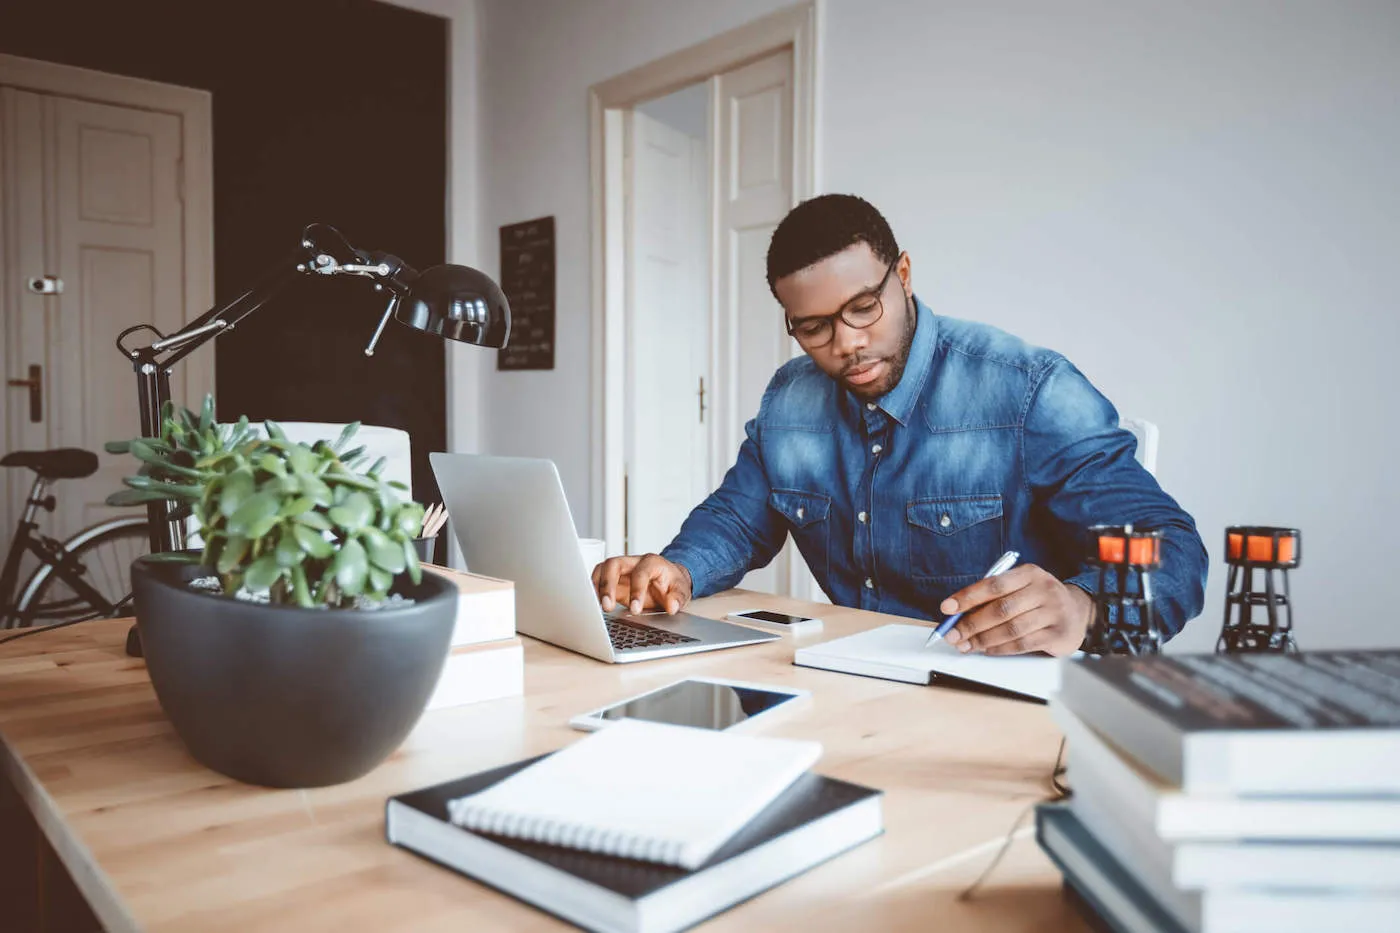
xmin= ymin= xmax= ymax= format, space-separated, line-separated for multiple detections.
xmin=1218 ymin=526 xmax=1300 ymax=653
xmin=1083 ymin=524 xmax=1166 ymax=656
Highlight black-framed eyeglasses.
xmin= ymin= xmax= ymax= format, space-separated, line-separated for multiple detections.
xmin=785 ymin=254 xmax=901 ymax=349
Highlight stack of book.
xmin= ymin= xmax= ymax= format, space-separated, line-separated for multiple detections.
xmin=386 ymin=718 xmax=884 ymax=933
xmin=1038 ymin=650 xmax=1400 ymax=933
xmin=421 ymin=563 xmax=522 ymax=711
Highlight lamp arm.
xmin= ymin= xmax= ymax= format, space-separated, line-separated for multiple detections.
xmin=116 ymin=223 xmax=410 ymax=553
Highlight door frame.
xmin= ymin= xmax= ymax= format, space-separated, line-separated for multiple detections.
xmin=587 ymin=2 xmax=819 ymax=586
xmin=0 ymin=52 xmax=215 ymax=427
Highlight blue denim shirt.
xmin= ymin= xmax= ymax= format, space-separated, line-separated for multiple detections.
xmin=662 ymin=298 xmax=1208 ymax=639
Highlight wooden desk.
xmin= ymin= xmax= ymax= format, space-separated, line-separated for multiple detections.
xmin=0 ymin=590 xmax=1088 ymax=933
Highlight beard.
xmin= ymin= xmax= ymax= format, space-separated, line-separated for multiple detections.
xmin=840 ymin=295 xmax=917 ymax=399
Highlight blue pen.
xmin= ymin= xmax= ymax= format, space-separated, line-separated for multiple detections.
xmin=926 ymin=550 xmax=1020 ymax=647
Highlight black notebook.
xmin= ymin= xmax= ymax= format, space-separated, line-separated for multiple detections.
xmin=385 ymin=754 xmax=883 ymax=933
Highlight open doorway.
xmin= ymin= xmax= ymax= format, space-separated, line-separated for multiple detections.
xmin=590 ymin=3 xmax=822 ymax=600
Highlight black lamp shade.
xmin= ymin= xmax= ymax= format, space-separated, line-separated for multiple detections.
xmin=395 ymin=264 xmax=511 ymax=348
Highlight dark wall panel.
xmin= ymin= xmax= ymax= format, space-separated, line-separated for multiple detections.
xmin=1 ymin=0 xmax=449 ymax=507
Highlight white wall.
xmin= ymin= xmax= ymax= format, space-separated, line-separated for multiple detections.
xmin=473 ymin=0 xmax=796 ymax=539
xmin=821 ymin=0 xmax=1400 ymax=651
xmin=464 ymin=0 xmax=1399 ymax=650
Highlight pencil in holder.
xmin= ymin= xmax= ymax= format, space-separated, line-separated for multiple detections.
xmin=1082 ymin=524 xmax=1166 ymax=656
xmin=1218 ymin=526 xmax=1300 ymax=654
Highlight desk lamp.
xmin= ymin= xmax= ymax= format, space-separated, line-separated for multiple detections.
xmin=1082 ymin=524 xmax=1165 ymax=655
xmin=114 ymin=222 xmax=510 ymax=654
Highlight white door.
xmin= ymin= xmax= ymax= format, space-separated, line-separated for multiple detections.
xmin=711 ymin=49 xmax=813 ymax=598
xmin=2 ymin=88 xmax=188 ymax=545
xmin=624 ymin=109 xmax=710 ymax=556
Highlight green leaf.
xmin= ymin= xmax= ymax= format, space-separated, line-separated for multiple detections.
xmin=106 ymin=488 xmax=174 ymax=507
xmin=333 ymin=538 xmax=369 ymax=595
xmin=259 ymin=453 xmax=288 ymax=477
xmin=301 ymin=474 xmax=332 ymax=507
xmin=105 ymin=440 xmax=132 ymax=454
xmin=292 ymin=523 xmax=334 ymax=559
xmin=367 ymin=456 xmax=387 ymax=477
xmin=405 ymin=540 xmax=422 ymax=585
xmin=279 ymin=495 xmax=315 ymax=519
xmin=274 ymin=531 xmax=304 ymax=568
xmin=295 ymin=510 xmax=333 ymax=533
xmin=119 ymin=477 xmax=200 ymax=500
xmin=199 ymin=394 xmax=215 ymax=432
xmin=218 ymin=468 xmax=256 ymax=518
xmin=362 ymin=527 xmax=406 ymax=574
xmin=387 ymin=480 xmax=408 ymax=491
xmin=217 ymin=536 xmax=250 ymax=574
xmin=247 ymin=512 xmax=281 ymax=541
xmin=368 ymin=565 xmax=392 ymax=595
xmin=290 ymin=564 xmax=313 ymax=607
xmin=327 ymin=491 xmax=373 ymax=532
xmin=334 ymin=421 xmax=361 ymax=451
xmin=288 ymin=443 xmax=316 ymax=475
xmin=264 ymin=420 xmax=288 ymax=442
xmin=243 ymin=554 xmax=283 ymax=591
xmin=227 ymin=490 xmax=280 ymax=537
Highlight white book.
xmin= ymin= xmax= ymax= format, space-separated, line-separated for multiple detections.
xmin=1050 ymin=698 xmax=1400 ymax=842
xmin=424 ymin=564 xmax=516 ymax=646
xmin=1070 ymin=755 xmax=1400 ymax=892
xmin=793 ymin=623 xmax=1067 ymax=702
xmin=444 ymin=718 xmax=822 ymax=870
xmin=1040 ymin=805 xmax=1400 ymax=933
xmin=426 ymin=638 xmax=524 ymax=711
xmin=1055 ymin=650 xmax=1400 ymax=795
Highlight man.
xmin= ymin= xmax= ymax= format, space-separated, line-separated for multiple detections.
xmin=593 ymin=194 xmax=1207 ymax=656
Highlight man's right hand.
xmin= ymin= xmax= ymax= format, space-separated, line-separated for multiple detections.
xmin=591 ymin=554 xmax=693 ymax=615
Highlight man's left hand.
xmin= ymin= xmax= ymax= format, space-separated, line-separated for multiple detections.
xmin=940 ymin=564 xmax=1092 ymax=657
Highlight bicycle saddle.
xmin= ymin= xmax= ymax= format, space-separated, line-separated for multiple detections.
xmin=0 ymin=448 xmax=99 ymax=480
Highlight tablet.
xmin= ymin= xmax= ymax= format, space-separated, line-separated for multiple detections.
xmin=568 ymin=676 xmax=810 ymax=733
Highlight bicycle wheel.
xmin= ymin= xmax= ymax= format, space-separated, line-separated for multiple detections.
xmin=14 ymin=518 xmax=150 ymax=626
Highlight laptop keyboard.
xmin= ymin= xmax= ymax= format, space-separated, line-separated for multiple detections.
xmin=606 ymin=617 xmax=701 ymax=651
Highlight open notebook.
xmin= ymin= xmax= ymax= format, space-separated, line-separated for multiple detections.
xmin=444 ymin=718 xmax=822 ymax=870
xmin=793 ymin=623 xmax=1069 ymax=702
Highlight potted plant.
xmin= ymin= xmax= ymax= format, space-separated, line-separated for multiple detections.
xmin=106 ymin=395 xmax=458 ymax=788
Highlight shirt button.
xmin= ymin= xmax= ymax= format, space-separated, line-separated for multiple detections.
xmin=857 ymin=511 xmax=868 ymax=523
xmin=939 ymin=513 xmax=951 ymax=528
xmin=871 ymin=443 xmax=883 ymax=455
xmin=796 ymin=507 xmax=805 ymax=520
xmin=866 ymin=402 xmax=877 ymax=411
xmin=864 ymin=578 xmax=874 ymax=589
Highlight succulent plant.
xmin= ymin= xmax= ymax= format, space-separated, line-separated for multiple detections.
xmin=106 ymin=394 xmax=425 ymax=609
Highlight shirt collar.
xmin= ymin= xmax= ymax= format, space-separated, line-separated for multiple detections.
xmin=862 ymin=296 xmax=936 ymax=426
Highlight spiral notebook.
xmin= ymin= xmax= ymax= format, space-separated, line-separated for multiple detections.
xmin=444 ymin=718 xmax=822 ymax=870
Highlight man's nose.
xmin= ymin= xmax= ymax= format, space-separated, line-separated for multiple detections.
xmin=830 ymin=318 xmax=869 ymax=357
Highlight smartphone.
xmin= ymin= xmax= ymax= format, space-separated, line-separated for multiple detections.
xmin=569 ymin=676 xmax=810 ymax=733
xmin=725 ymin=608 xmax=823 ymax=636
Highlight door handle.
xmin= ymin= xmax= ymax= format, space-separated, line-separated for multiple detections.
xmin=6 ymin=364 xmax=42 ymax=422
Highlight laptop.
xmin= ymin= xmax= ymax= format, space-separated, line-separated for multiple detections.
xmin=429 ymin=452 xmax=778 ymax=663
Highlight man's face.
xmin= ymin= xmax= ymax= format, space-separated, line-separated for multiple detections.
xmin=773 ymin=243 xmax=916 ymax=400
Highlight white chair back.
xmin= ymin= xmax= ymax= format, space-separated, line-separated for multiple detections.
xmin=1119 ymin=418 xmax=1159 ymax=477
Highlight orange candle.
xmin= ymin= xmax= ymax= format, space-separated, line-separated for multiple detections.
xmin=1098 ymin=535 xmax=1125 ymax=563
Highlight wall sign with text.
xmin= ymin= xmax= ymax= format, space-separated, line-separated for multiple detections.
xmin=497 ymin=216 xmax=555 ymax=371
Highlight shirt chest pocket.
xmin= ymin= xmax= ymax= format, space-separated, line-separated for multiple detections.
xmin=907 ymin=495 xmax=1004 ymax=582
xmin=769 ymin=489 xmax=831 ymax=579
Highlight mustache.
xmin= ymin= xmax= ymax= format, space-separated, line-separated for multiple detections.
xmin=840 ymin=357 xmax=882 ymax=378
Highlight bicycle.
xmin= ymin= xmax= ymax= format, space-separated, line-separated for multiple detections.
xmin=0 ymin=448 xmax=148 ymax=641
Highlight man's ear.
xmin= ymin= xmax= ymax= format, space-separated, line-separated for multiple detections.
xmin=897 ymin=251 xmax=913 ymax=299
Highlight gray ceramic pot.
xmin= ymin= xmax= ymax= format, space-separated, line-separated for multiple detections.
xmin=130 ymin=555 xmax=457 ymax=788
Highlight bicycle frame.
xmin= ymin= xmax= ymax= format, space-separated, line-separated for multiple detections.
xmin=0 ymin=472 xmax=127 ymax=628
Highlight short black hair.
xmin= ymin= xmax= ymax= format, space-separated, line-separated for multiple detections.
xmin=765 ymin=193 xmax=900 ymax=295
